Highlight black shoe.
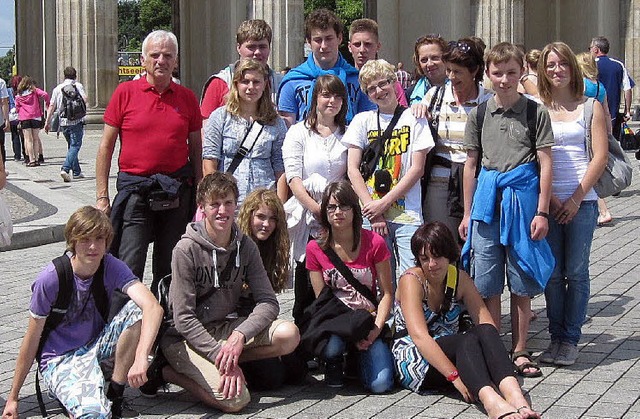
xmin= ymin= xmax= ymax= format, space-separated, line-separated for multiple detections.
xmin=324 ymin=361 xmax=344 ymax=388
xmin=111 ymin=396 xmax=140 ymax=418
xmin=38 ymin=154 xmax=44 ymax=163
xmin=139 ymin=357 xmax=167 ymax=398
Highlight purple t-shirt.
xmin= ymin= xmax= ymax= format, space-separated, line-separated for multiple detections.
xmin=30 ymin=253 xmax=138 ymax=369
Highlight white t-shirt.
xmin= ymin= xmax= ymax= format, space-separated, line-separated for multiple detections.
xmin=50 ymin=79 xmax=87 ymax=126
xmin=282 ymin=121 xmax=347 ymax=184
xmin=342 ymin=108 xmax=434 ymax=224
xmin=0 ymin=78 xmax=8 ymax=126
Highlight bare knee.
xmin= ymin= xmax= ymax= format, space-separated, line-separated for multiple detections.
xmin=272 ymin=321 xmax=300 ymax=356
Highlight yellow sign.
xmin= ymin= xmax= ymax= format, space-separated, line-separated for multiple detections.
xmin=119 ymin=66 xmax=144 ymax=76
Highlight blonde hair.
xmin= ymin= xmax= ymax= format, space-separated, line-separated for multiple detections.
xmin=17 ymin=75 xmax=35 ymax=93
xmin=576 ymin=52 xmax=598 ymax=80
xmin=225 ymin=58 xmax=278 ymax=125
xmin=526 ymin=49 xmax=541 ymax=71
xmin=237 ymin=189 xmax=290 ymax=292
xmin=538 ymin=42 xmax=584 ymax=106
xmin=64 ymin=206 xmax=114 ymax=255
xmin=358 ymin=59 xmax=397 ymax=92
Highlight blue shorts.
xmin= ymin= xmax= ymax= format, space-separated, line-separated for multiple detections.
xmin=41 ymin=300 xmax=143 ymax=418
xmin=470 ymin=219 xmax=543 ymax=298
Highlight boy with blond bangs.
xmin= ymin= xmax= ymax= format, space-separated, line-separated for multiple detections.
xmin=3 ymin=206 xmax=163 ymax=419
xmin=460 ymin=42 xmax=555 ymax=379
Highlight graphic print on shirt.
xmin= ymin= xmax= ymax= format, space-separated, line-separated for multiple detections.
xmin=365 ymin=124 xmax=412 ymax=219
xmin=324 ymin=266 xmax=376 ymax=311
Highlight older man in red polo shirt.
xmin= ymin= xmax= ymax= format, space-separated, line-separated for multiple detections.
xmin=96 ymin=29 xmax=202 ymax=289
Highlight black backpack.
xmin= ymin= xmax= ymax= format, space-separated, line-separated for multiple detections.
xmin=60 ymin=84 xmax=87 ymax=121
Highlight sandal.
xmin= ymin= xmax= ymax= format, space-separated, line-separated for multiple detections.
xmin=516 ymin=405 xmax=541 ymax=419
xmin=597 ymin=211 xmax=612 ymax=226
xmin=512 ymin=350 xmax=542 ymax=378
xmin=497 ymin=411 xmax=519 ymax=419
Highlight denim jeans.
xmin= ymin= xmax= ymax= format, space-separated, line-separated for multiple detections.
xmin=363 ymin=219 xmax=418 ymax=288
xmin=544 ymin=200 xmax=597 ymax=345
xmin=323 ymin=334 xmax=394 ymax=393
xmin=61 ymin=123 xmax=83 ymax=175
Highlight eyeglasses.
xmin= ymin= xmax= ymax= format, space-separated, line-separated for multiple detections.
xmin=326 ymin=204 xmax=352 ymax=213
xmin=448 ymin=41 xmax=471 ymax=54
xmin=545 ymin=61 xmax=569 ymax=71
xmin=366 ymin=79 xmax=392 ymax=95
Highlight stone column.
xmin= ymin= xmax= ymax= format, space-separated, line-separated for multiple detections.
xmin=473 ymin=0 xmax=525 ymax=48
xmin=179 ymin=0 xmax=249 ymax=95
xmin=15 ymin=1 xmax=54 ymax=90
xmin=55 ymin=0 xmax=118 ymax=122
xmin=250 ymin=0 xmax=305 ymax=71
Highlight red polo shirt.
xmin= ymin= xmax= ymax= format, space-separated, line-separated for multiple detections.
xmin=104 ymin=77 xmax=202 ymax=176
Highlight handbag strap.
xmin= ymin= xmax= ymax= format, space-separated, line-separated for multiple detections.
xmin=226 ymin=119 xmax=265 ymax=175
xmin=322 ymin=245 xmax=379 ymax=308
xmin=367 ymin=104 xmax=406 ymax=169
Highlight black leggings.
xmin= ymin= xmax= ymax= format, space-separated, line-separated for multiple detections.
xmin=421 ymin=324 xmax=516 ymax=398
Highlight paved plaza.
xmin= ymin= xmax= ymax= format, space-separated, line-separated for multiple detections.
xmin=1 ymin=130 xmax=640 ymax=418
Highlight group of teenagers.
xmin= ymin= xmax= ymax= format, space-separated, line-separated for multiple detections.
xmin=3 ymin=8 xmax=611 ymax=419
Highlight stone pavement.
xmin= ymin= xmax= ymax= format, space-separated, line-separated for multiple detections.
xmin=1 ymin=130 xmax=640 ymax=418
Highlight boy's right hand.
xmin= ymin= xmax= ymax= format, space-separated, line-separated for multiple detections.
xmin=458 ymin=216 xmax=470 ymax=241
xmin=2 ymin=399 xmax=19 ymax=418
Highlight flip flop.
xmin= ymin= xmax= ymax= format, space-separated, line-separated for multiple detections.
xmin=497 ymin=411 xmax=519 ymax=419
xmin=597 ymin=211 xmax=612 ymax=225
xmin=512 ymin=350 xmax=542 ymax=378
xmin=516 ymin=405 xmax=541 ymax=419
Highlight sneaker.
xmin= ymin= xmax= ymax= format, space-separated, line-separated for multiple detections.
xmin=110 ymin=396 xmax=141 ymax=418
xmin=324 ymin=361 xmax=344 ymax=388
xmin=554 ymin=342 xmax=579 ymax=366
xmin=539 ymin=341 xmax=560 ymax=364
xmin=73 ymin=172 xmax=85 ymax=179
xmin=60 ymin=170 xmax=71 ymax=182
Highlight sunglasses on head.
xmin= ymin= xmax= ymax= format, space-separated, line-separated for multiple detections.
xmin=448 ymin=41 xmax=471 ymax=54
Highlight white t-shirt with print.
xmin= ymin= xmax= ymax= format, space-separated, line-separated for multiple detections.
xmin=342 ymin=108 xmax=434 ymax=224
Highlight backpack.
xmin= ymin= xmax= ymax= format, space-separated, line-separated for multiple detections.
xmin=583 ymin=98 xmax=633 ymax=198
xmin=475 ymin=97 xmax=538 ymax=177
xmin=60 ymin=83 xmax=86 ymax=121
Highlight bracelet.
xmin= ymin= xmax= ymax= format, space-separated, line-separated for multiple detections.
xmin=535 ymin=211 xmax=549 ymax=219
xmin=147 ymin=354 xmax=155 ymax=363
xmin=96 ymin=196 xmax=109 ymax=201
xmin=570 ymin=197 xmax=580 ymax=208
xmin=446 ymin=370 xmax=459 ymax=382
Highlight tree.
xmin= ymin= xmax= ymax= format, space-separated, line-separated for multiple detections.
xmin=139 ymin=0 xmax=172 ymax=34
xmin=118 ymin=0 xmax=143 ymax=51
xmin=0 ymin=49 xmax=15 ymax=80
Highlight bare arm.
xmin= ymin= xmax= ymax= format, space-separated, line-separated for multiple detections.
xmin=2 ymin=317 xmax=46 ymax=418
xmin=531 ymin=147 xmax=552 ymax=240
xmin=346 ymin=146 xmax=373 ymax=205
xmin=456 ymin=270 xmax=495 ymax=327
xmin=309 ymin=270 xmax=325 ymax=298
xmin=124 ymin=281 xmax=164 ymax=387
xmin=458 ymin=150 xmax=479 ymax=241
xmin=188 ymin=130 xmax=203 ymax=184
xmin=95 ymin=124 xmax=119 ymax=213
xmin=1 ymin=97 xmax=9 ymax=131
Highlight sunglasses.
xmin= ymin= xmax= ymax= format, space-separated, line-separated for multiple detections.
xmin=448 ymin=41 xmax=471 ymax=54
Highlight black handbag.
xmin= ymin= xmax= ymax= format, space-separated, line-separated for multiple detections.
xmin=359 ymin=105 xmax=406 ymax=182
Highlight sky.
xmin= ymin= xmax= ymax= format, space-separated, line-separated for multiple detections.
xmin=0 ymin=0 xmax=15 ymax=55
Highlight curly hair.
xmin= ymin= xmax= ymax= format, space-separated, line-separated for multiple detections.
xmin=358 ymin=59 xmax=397 ymax=93
xmin=237 ymin=189 xmax=290 ymax=292
xmin=225 ymin=58 xmax=278 ymax=125
xmin=305 ymin=8 xmax=344 ymax=40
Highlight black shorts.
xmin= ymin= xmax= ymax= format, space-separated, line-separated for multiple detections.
xmin=20 ymin=119 xmax=44 ymax=129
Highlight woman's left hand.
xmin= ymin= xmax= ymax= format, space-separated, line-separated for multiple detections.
xmin=555 ymin=197 xmax=580 ymax=224
xmin=356 ymin=325 xmax=381 ymax=351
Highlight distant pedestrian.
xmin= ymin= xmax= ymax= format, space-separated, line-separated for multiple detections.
xmin=7 ymin=76 xmax=25 ymax=161
xmin=45 ymin=66 xmax=88 ymax=182
xmin=396 ymin=62 xmax=412 ymax=90
xmin=14 ymin=76 xmax=49 ymax=167
xmin=0 ymin=75 xmax=9 ymax=163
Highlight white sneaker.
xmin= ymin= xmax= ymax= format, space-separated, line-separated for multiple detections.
xmin=554 ymin=342 xmax=579 ymax=366
xmin=539 ymin=341 xmax=560 ymax=364
xmin=74 ymin=172 xmax=85 ymax=179
xmin=60 ymin=171 xmax=71 ymax=182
